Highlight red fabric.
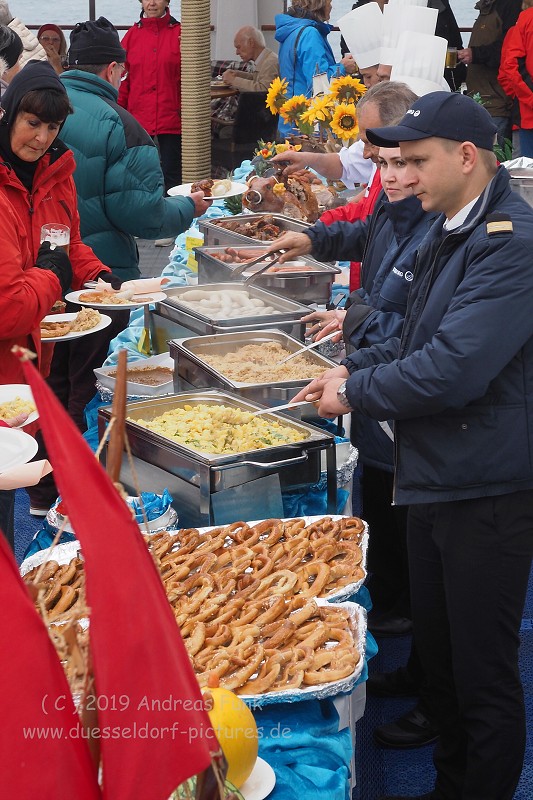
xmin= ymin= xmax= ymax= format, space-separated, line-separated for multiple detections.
xmin=0 ymin=534 xmax=101 ymax=798
xmin=498 ymin=10 xmax=533 ymax=129
xmin=0 ymin=192 xmax=61 ymax=384
xmin=0 ymin=144 xmax=109 ymax=377
xmin=319 ymin=168 xmax=382 ymax=291
xmin=18 ymin=353 xmax=214 ymax=800
xmin=118 ymin=11 xmax=182 ymax=135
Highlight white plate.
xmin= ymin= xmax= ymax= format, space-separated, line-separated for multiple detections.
xmin=167 ymin=180 xmax=248 ymax=200
xmin=40 ymin=312 xmax=112 ymax=342
xmin=0 ymin=428 xmax=38 ymax=473
xmin=65 ymin=290 xmax=166 ymax=310
xmin=0 ymin=384 xmax=38 ymax=426
xmin=241 ymin=757 xmax=276 ymax=800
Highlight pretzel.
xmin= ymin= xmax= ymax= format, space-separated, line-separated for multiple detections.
xmin=296 ymin=561 xmax=331 ymax=598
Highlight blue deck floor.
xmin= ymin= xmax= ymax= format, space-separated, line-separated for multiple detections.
xmin=13 ymin=487 xmax=533 ymax=799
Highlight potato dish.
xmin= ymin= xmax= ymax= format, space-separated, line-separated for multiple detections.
xmin=201 ymin=342 xmax=325 ymax=383
xmin=130 ymin=403 xmax=305 ymax=454
xmin=0 ymin=396 xmax=36 ymax=419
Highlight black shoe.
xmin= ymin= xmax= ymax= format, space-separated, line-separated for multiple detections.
xmin=373 ymin=705 xmax=439 ymax=749
xmin=367 ymin=666 xmax=420 ymax=697
xmin=368 ymin=612 xmax=413 ymax=637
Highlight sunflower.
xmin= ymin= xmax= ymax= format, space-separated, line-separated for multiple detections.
xmin=329 ymin=75 xmax=367 ymax=103
xmin=329 ymin=103 xmax=359 ymax=140
xmin=279 ymin=95 xmax=310 ymax=124
xmin=300 ymin=94 xmax=334 ymax=127
xmin=265 ymin=77 xmax=289 ymax=114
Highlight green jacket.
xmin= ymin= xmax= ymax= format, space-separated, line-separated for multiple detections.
xmin=60 ymin=70 xmax=194 ymax=281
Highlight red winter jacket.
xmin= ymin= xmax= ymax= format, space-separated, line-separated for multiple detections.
xmin=498 ymin=8 xmax=533 ymax=130
xmin=118 ymin=10 xmax=182 ymax=135
xmin=319 ymin=168 xmax=382 ymax=291
xmin=0 ymin=138 xmax=108 ymax=380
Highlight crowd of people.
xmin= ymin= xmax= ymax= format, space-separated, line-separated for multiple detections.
xmin=0 ymin=2 xmax=532 ymax=799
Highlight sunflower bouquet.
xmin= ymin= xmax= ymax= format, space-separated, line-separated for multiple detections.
xmin=265 ymin=75 xmax=367 ymax=150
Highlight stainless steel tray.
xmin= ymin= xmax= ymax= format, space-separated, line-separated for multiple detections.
xmin=198 ymin=213 xmax=311 ymax=247
xmin=99 ymin=389 xmax=333 ymax=483
xmin=153 ymin=282 xmax=310 ymax=341
xmin=195 ymin=245 xmax=340 ymax=305
xmin=169 ymin=329 xmax=336 ymax=418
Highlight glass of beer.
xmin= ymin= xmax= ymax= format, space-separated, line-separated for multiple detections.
xmin=446 ymin=47 xmax=458 ymax=69
xmin=40 ymin=223 xmax=70 ymax=255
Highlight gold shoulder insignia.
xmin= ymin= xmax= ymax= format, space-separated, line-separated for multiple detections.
xmin=487 ymin=220 xmax=513 ymax=235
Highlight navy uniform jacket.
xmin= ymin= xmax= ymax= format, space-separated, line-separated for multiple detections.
xmin=342 ymin=167 xmax=533 ymax=504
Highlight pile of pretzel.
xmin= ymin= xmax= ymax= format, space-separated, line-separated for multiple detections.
xmin=148 ymin=516 xmax=365 ymax=694
xmin=23 ymin=558 xmax=89 ymax=695
xmin=24 ymin=557 xmax=86 ymax=622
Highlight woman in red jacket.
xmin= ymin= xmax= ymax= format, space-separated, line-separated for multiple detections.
xmin=498 ymin=1 xmax=533 ymax=157
xmin=118 ymin=0 xmax=182 ymax=194
xmin=0 ymin=61 xmax=113 ymax=518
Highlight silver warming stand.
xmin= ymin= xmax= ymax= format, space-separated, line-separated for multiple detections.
xmin=98 ymin=390 xmax=337 ymax=528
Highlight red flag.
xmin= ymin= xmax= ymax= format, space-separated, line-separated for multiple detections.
xmin=18 ymin=353 xmax=214 ymax=800
xmin=0 ymin=534 xmax=101 ymax=799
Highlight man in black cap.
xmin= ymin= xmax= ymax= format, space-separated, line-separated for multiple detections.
xmin=27 ymin=16 xmax=211 ymax=514
xmin=292 ymin=91 xmax=533 ymax=800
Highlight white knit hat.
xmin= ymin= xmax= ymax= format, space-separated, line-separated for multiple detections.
xmin=337 ymin=3 xmax=383 ymax=69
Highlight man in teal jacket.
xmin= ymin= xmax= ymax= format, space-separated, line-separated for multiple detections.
xmin=28 ymin=17 xmax=210 ymax=513
xmin=60 ymin=16 xmax=208 ymax=283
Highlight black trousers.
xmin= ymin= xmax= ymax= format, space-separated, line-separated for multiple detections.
xmin=361 ymin=465 xmax=410 ymax=615
xmin=408 ymin=492 xmax=533 ymax=800
xmin=153 ymin=134 xmax=182 ymax=194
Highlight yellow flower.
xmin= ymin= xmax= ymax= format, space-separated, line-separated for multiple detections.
xmin=266 ymin=76 xmax=289 ymax=114
xmin=279 ymin=95 xmax=310 ymax=124
xmin=276 ymin=141 xmax=302 ymax=153
xmin=300 ymin=94 xmax=334 ymax=126
xmin=273 ymin=182 xmax=286 ymax=196
xmin=330 ymin=103 xmax=359 ymax=139
xmin=329 ymin=75 xmax=367 ymax=103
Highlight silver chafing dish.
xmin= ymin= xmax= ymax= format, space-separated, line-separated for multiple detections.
xmin=169 ymin=329 xmax=335 ymax=419
xmin=98 ymin=390 xmax=336 ymax=527
xmin=198 ymin=213 xmax=311 ymax=248
xmin=151 ymin=283 xmax=310 ymax=352
xmin=195 ymin=245 xmax=340 ymax=305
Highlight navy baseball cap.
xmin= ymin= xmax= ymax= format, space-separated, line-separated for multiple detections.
xmin=366 ymin=91 xmax=498 ymax=150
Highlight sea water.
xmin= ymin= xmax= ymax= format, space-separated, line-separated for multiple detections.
xmin=12 ymin=0 xmax=476 ymax=31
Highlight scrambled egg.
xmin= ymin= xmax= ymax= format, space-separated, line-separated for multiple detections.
xmin=130 ymin=403 xmax=305 ymax=454
xmin=0 ymin=397 xmax=35 ymax=420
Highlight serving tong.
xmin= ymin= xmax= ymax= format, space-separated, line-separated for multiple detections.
xmin=230 ymin=249 xmax=283 ymax=282
xmin=277 ymin=330 xmax=340 ymax=364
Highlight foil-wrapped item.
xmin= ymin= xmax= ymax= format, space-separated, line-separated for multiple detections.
xmin=338 ymin=444 xmax=358 ymax=488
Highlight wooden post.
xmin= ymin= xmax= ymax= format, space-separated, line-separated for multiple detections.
xmin=105 ymin=348 xmax=127 ymax=484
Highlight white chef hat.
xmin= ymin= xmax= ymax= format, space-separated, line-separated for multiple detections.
xmin=380 ymin=4 xmax=438 ymax=66
xmin=337 ymin=3 xmax=383 ymax=70
xmin=390 ymin=31 xmax=450 ymax=96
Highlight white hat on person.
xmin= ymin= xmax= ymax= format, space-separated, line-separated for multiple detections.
xmin=390 ymin=32 xmax=450 ymax=96
xmin=380 ymin=4 xmax=438 ymax=67
xmin=337 ymin=3 xmax=383 ymax=69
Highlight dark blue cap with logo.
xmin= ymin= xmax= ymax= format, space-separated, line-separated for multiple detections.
xmin=366 ymin=91 xmax=498 ymax=151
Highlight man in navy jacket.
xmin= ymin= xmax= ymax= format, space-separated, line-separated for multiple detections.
xmin=293 ymin=92 xmax=533 ymax=800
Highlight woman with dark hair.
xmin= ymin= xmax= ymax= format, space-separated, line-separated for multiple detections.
xmin=275 ymin=0 xmax=357 ymax=137
xmin=0 ymin=24 xmax=22 ymax=97
xmin=0 ymin=60 xmax=113 ymax=523
xmin=118 ymin=0 xmax=182 ymax=196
